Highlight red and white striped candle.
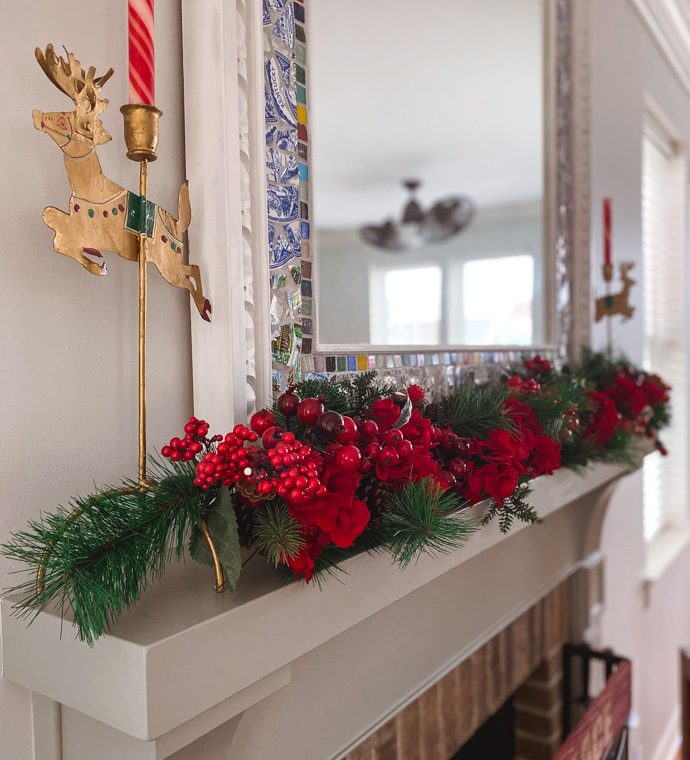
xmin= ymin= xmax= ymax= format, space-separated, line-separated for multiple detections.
xmin=128 ymin=0 xmax=155 ymax=105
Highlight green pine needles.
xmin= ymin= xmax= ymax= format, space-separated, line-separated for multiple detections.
xmin=253 ymin=502 xmax=305 ymax=567
xmin=380 ymin=480 xmax=477 ymax=567
xmin=2 ymin=458 xmax=206 ymax=645
xmin=482 ymin=483 xmax=537 ymax=534
xmin=437 ymin=383 xmax=514 ymax=438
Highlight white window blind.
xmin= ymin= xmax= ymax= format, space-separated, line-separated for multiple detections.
xmin=642 ymin=119 xmax=688 ymax=541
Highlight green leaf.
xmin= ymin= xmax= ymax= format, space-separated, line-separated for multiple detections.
xmin=190 ymin=486 xmax=242 ymax=591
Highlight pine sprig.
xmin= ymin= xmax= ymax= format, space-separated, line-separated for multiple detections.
xmin=380 ymin=479 xmax=477 ymax=567
xmin=482 ymin=483 xmax=537 ymax=534
xmin=253 ymin=501 xmax=305 ymax=567
xmin=2 ymin=458 xmax=206 ymax=645
xmin=437 ymin=383 xmax=514 ymax=439
xmin=514 ymin=378 xmax=587 ymax=440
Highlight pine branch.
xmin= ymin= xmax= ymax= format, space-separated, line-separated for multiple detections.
xmin=514 ymin=378 xmax=587 ymax=440
xmin=481 ymin=483 xmax=537 ymax=534
xmin=380 ymin=479 xmax=477 ymax=568
xmin=438 ymin=383 xmax=514 ymax=439
xmin=253 ymin=501 xmax=305 ymax=567
xmin=2 ymin=458 xmax=206 ymax=645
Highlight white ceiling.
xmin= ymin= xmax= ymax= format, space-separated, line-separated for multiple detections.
xmin=309 ymin=0 xmax=544 ymax=228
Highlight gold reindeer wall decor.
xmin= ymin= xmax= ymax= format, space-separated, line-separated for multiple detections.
xmin=594 ymin=261 xmax=636 ymax=323
xmin=33 ymin=44 xmax=211 ymax=321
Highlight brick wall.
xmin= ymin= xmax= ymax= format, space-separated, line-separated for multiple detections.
xmin=344 ymin=580 xmax=571 ymax=760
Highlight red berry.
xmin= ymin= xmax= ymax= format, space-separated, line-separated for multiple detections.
xmin=296 ymin=397 xmax=325 ymax=425
xmin=184 ymin=422 xmax=197 ymax=435
xmin=170 ymin=450 xmax=182 ymax=462
xmin=161 ymin=445 xmax=173 ymax=457
xmin=384 ymin=429 xmax=404 ymax=447
xmin=170 ymin=437 xmax=182 ymax=449
xmin=397 ymin=439 xmax=414 ymax=458
xmin=365 ymin=442 xmax=382 ymax=459
xmin=336 ymin=416 xmax=358 ymax=443
xmin=379 ymin=447 xmax=400 ymax=466
xmin=276 ymin=387 xmax=301 ymax=416
xmin=361 ymin=420 xmax=379 ymax=438
xmin=335 ymin=445 xmax=362 ymax=471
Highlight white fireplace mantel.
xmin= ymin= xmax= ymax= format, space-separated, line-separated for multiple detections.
xmin=0 ymin=458 xmax=641 ymax=760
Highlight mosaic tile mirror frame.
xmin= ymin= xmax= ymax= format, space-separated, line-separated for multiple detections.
xmin=263 ymin=0 xmax=590 ymax=393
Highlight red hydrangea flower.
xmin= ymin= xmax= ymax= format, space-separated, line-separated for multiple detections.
xmin=505 ymin=397 xmax=543 ymax=435
xmin=607 ymin=373 xmax=648 ymax=417
xmin=463 ymin=462 xmax=520 ymax=503
xmin=407 ymin=384 xmax=425 ymax=403
xmin=584 ymin=391 xmax=620 ymax=447
xmin=641 ymin=375 xmax=669 ymax=407
xmin=369 ymin=398 xmax=401 ymax=430
xmin=399 ymin=408 xmax=435 ymax=450
xmin=288 ymin=466 xmax=370 ymax=548
xmin=530 ymin=435 xmax=562 ymax=476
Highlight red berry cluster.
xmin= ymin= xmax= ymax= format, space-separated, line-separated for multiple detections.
xmin=193 ymin=423 xmax=259 ymax=489
xmin=363 ymin=428 xmax=414 ymax=469
xmin=161 ymin=417 xmax=216 ymax=462
xmin=256 ymin=430 xmax=325 ymax=502
xmin=506 ymin=375 xmax=541 ymax=394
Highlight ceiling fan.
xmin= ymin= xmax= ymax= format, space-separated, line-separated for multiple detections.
xmin=360 ymin=179 xmax=475 ymax=252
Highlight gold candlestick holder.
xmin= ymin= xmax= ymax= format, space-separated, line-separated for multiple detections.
xmin=121 ymin=103 xmax=161 ymax=484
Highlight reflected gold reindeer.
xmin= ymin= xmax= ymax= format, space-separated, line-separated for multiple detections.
xmin=594 ymin=262 xmax=636 ymax=322
xmin=33 ymin=44 xmax=210 ymax=321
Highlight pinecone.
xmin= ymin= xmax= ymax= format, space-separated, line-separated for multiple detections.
xmin=358 ymin=475 xmax=393 ymax=525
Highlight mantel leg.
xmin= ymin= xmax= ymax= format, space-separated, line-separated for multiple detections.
xmin=31 ymin=693 xmax=62 ymax=760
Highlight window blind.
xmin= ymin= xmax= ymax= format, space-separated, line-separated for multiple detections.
xmin=641 ymin=124 xmax=688 ymax=540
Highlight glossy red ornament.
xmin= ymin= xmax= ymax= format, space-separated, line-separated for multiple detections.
xmin=446 ymin=458 xmax=467 ymax=479
xmin=276 ymin=387 xmax=301 ymax=417
xmin=336 ymin=415 xmax=358 ymax=443
xmin=250 ymin=409 xmax=276 ymax=434
xmin=335 ymin=445 xmax=362 ymax=471
xmin=316 ymin=410 xmax=345 ymax=438
xmin=296 ymin=397 xmax=325 ymax=425
xmin=261 ymin=426 xmax=284 ymax=449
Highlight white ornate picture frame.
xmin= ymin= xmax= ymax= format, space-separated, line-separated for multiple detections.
xmin=181 ymin=0 xmax=591 ymax=411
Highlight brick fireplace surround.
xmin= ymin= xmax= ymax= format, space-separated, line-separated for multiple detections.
xmin=344 ymin=581 xmax=571 ymax=760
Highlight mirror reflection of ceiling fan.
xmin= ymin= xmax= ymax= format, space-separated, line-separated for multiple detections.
xmin=360 ymin=179 xmax=475 ymax=252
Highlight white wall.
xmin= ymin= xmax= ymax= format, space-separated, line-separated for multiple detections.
xmin=0 ymin=3 xmax=191 ymax=758
xmin=317 ymin=203 xmax=544 ymax=346
xmin=590 ymin=2 xmax=690 ymax=757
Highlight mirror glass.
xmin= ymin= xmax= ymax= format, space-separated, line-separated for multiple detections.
xmin=310 ymin=0 xmax=546 ymax=349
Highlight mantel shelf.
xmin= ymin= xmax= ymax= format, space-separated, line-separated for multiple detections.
xmin=0 ymin=458 xmax=641 ymax=750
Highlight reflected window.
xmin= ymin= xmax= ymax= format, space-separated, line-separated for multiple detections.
xmin=370 ymin=265 xmax=442 ymax=345
xmin=462 ymin=255 xmax=534 ymax=345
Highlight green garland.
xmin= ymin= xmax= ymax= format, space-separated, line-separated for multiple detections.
xmin=2 ymin=351 xmax=670 ymax=644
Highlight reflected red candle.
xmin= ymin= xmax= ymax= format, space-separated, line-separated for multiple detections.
xmin=128 ymin=0 xmax=155 ymax=105
xmin=603 ymin=197 xmax=612 ymax=268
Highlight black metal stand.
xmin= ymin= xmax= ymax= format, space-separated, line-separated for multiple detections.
xmin=562 ymin=643 xmax=626 ymax=739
